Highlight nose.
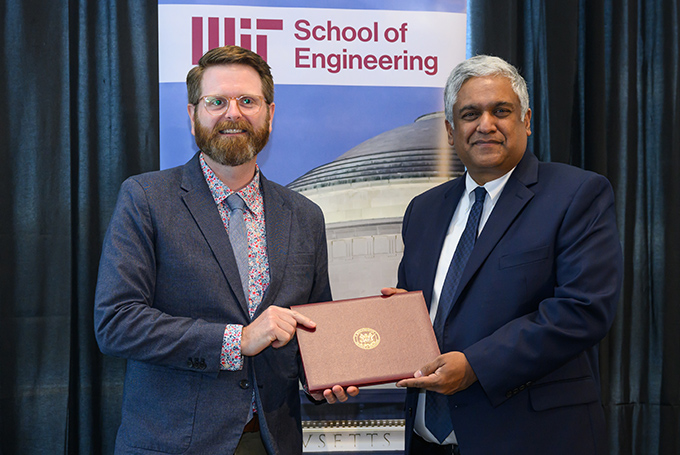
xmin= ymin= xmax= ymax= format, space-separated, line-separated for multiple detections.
xmin=476 ymin=112 xmax=497 ymax=133
xmin=222 ymin=99 xmax=243 ymax=120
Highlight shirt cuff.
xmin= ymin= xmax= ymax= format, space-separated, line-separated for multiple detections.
xmin=220 ymin=324 xmax=244 ymax=371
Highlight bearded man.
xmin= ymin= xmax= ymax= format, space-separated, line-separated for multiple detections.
xmin=94 ymin=46 xmax=356 ymax=455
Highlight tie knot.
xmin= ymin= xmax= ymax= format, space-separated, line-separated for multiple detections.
xmin=226 ymin=193 xmax=246 ymax=212
xmin=473 ymin=186 xmax=487 ymax=203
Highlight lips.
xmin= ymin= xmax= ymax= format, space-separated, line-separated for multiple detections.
xmin=472 ymin=138 xmax=503 ymax=146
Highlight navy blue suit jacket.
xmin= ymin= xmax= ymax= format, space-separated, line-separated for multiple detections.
xmin=94 ymin=153 xmax=331 ymax=455
xmin=398 ymin=152 xmax=622 ymax=455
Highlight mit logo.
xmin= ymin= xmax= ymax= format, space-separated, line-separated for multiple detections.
xmin=192 ymin=17 xmax=284 ymax=64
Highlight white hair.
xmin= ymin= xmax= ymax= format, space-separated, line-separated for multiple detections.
xmin=444 ymin=55 xmax=530 ymax=126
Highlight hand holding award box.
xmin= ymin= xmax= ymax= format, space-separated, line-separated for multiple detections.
xmin=292 ymin=291 xmax=440 ymax=394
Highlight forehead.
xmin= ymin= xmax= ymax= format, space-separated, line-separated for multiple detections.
xmin=454 ymin=75 xmax=519 ymax=110
xmin=200 ymin=63 xmax=263 ymax=96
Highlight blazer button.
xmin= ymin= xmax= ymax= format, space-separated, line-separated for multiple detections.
xmin=198 ymin=359 xmax=207 ymax=370
xmin=506 ymin=391 xmax=513 ymax=398
xmin=187 ymin=358 xmax=195 ymax=368
xmin=239 ymin=379 xmax=251 ymax=389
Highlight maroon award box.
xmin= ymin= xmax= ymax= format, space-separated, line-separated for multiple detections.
xmin=291 ymin=291 xmax=440 ymax=393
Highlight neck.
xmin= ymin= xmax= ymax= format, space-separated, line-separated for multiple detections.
xmin=202 ymin=153 xmax=257 ymax=191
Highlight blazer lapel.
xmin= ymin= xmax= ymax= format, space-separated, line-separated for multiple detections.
xmin=420 ymin=178 xmax=466 ymax=308
xmin=180 ymin=154 xmax=250 ymax=315
xmin=257 ymin=174 xmax=291 ymax=315
xmin=449 ymin=152 xmax=539 ymax=307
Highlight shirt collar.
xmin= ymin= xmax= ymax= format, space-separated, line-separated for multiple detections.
xmin=464 ymin=167 xmax=516 ymax=205
xmin=199 ymin=152 xmax=262 ymax=214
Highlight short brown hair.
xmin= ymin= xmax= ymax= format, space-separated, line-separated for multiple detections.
xmin=186 ymin=46 xmax=274 ymax=105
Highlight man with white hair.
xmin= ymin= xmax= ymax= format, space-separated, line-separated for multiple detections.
xmin=383 ymin=55 xmax=622 ymax=455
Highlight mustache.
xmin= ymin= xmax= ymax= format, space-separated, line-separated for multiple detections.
xmin=212 ymin=119 xmax=253 ymax=135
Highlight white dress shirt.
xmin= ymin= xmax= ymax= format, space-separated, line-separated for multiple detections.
xmin=414 ymin=169 xmax=515 ymax=445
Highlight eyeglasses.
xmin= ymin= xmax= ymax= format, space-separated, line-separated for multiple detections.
xmin=198 ymin=94 xmax=267 ymax=116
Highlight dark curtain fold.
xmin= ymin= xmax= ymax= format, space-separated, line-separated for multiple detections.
xmin=469 ymin=1 xmax=680 ymax=454
xmin=0 ymin=1 xmax=158 ymax=453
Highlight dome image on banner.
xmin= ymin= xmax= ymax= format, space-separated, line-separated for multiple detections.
xmin=288 ymin=112 xmax=464 ymax=300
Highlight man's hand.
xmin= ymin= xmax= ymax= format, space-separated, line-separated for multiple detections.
xmin=396 ymin=351 xmax=478 ymax=395
xmin=380 ymin=287 xmax=408 ymax=296
xmin=310 ymin=385 xmax=360 ymax=403
xmin=241 ymin=306 xmax=316 ymax=356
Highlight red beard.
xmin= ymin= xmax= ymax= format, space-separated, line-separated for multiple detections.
xmin=193 ymin=113 xmax=270 ymax=167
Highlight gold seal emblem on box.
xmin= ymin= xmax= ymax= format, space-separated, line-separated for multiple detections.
xmin=353 ymin=328 xmax=381 ymax=350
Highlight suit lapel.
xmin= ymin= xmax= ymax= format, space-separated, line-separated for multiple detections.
xmin=449 ymin=152 xmax=539 ymax=308
xmin=257 ymin=175 xmax=291 ymax=315
xmin=180 ymin=154 xmax=250 ymax=315
xmin=420 ymin=178 xmax=466 ymax=307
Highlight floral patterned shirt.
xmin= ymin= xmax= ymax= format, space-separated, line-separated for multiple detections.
xmin=199 ymin=153 xmax=270 ymax=371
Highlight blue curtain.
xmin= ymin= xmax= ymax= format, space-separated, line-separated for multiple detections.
xmin=468 ymin=1 xmax=680 ymax=454
xmin=0 ymin=1 xmax=158 ymax=453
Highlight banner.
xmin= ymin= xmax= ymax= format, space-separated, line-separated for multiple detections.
xmin=158 ymin=1 xmax=467 ymax=185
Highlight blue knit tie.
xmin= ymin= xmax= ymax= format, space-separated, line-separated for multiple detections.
xmin=426 ymin=186 xmax=487 ymax=444
xmin=226 ymin=193 xmax=249 ymax=299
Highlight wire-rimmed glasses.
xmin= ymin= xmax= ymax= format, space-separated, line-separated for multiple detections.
xmin=198 ymin=94 xmax=267 ymax=116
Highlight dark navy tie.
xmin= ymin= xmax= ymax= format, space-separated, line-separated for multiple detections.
xmin=426 ymin=186 xmax=487 ymax=444
xmin=226 ymin=193 xmax=249 ymax=300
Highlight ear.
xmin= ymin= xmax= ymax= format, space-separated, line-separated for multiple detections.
xmin=267 ymin=102 xmax=275 ymax=133
xmin=187 ymin=103 xmax=196 ymax=136
xmin=445 ymin=119 xmax=455 ymax=146
xmin=524 ymin=108 xmax=532 ymax=137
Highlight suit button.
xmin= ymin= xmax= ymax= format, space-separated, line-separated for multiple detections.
xmin=198 ymin=359 xmax=207 ymax=370
xmin=506 ymin=391 xmax=513 ymax=398
xmin=239 ymin=379 xmax=251 ymax=389
xmin=187 ymin=358 xmax=195 ymax=368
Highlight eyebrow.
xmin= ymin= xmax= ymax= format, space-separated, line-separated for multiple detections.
xmin=458 ymin=101 xmax=516 ymax=112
